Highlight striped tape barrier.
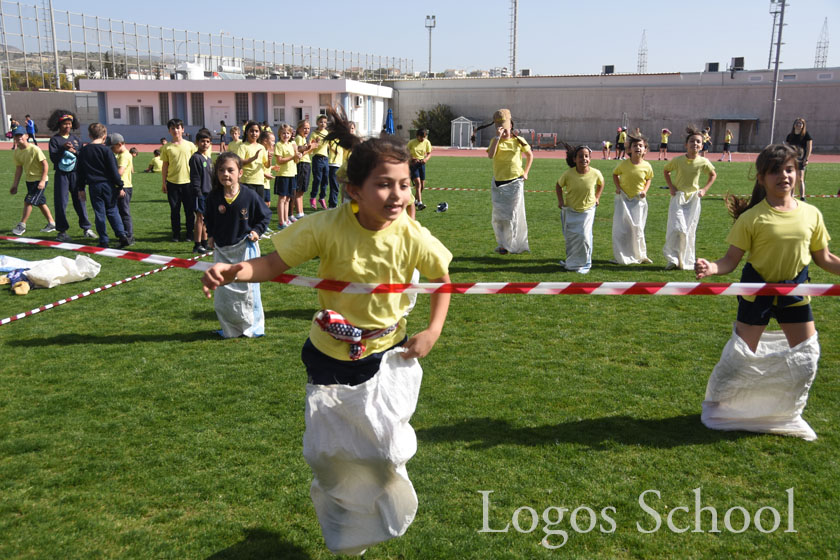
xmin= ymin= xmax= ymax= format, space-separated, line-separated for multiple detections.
xmin=423 ymin=186 xmax=840 ymax=198
xmin=3 ymin=235 xmax=839 ymax=298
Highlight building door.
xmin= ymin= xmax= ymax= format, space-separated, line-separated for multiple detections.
xmin=292 ymin=106 xmax=313 ymax=127
xmin=141 ymin=106 xmax=154 ymax=125
xmin=725 ymin=122 xmax=740 ymax=151
xmin=128 ymin=106 xmax=140 ymax=125
xmin=210 ymin=106 xmax=231 ymax=132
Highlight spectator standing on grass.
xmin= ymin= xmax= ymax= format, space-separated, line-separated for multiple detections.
xmin=784 ymin=118 xmax=812 ymax=201
xmin=189 ymin=129 xmax=213 ymax=254
xmin=9 ymin=126 xmax=55 ymax=236
xmin=486 ymin=108 xmax=532 ymax=255
xmin=48 ymin=110 xmax=95 ymax=242
xmin=76 ymin=123 xmax=130 ymax=249
xmin=659 ymin=128 xmax=671 ymax=160
xmin=662 ymin=126 xmax=717 ymax=270
xmin=109 ymin=133 xmax=135 ymax=245
xmin=161 ymin=118 xmax=197 ymax=242
xmin=24 ymin=114 xmax=38 ymax=145
xmin=407 ymin=129 xmax=432 ymax=211
xmin=293 ymin=119 xmax=314 ymax=219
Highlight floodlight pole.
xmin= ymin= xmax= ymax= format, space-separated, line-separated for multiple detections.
xmin=769 ymin=0 xmax=786 ymax=144
xmin=425 ymin=15 xmax=436 ymax=76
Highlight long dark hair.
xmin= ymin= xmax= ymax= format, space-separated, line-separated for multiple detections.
xmin=789 ymin=117 xmax=807 ymax=137
xmin=728 ymin=144 xmax=799 ymax=220
xmin=211 ymin=152 xmax=243 ymax=193
xmin=324 ymin=106 xmax=408 ymax=186
xmin=561 ymin=142 xmax=591 ymax=168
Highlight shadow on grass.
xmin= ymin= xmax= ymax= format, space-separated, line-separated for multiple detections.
xmin=205 ymin=527 xmax=311 ymax=560
xmin=416 ymin=415 xmax=757 ymax=450
xmin=449 ymin=256 xmax=564 ymax=275
xmin=189 ymin=308 xmax=314 ymax=321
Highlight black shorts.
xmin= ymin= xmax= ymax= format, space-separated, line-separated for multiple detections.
xmin=24 ymin=180 xmax=48 ymax=206
xmin=617 ymin=142 xmax=625 ymax=151
xmin=736 ymin=297 xmax=814 ymax=326
xmin=302 ymin=336 xmax=408 ymax=387
xmin=660 ymin=143 xmax=668 ymax=151
xmin=797 ymin=158 xmax=808 ymax=171
xmin=723 ymin=142 xmax=731 ymax=151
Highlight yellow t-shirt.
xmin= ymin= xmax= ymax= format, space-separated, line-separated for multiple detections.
xmin=274 ymin=141 xmax=297 ymax=177
xmin=488 ymin=137 xmax=531 ymax=182
xmin=328 ymin=140 xmax=344 ymax=167
xmin=295 ymin=134 xmax=311 ymax=164
xmin=261 ymin=148 xmax=272 ymax=189
xmin=236 ymin=141 xmax=266 ymax=185
xmin=663 ymin=155 xmax=714 ymax=193
xmin=618 ymin=131 xmax=627 ymax=143
xmin=13 ymin=144 xmax=47 ymax=182
xmin=116 ymin=150 xmax=133 ymax=189
xmin=613 ymin=159 xmax=653 ymax=198
xmin=557 ymin=167 xmax=604 ymax=212
xmin=220 ymin=125 xmax=227 ymax=137
xmin=661 ymin=132 xmax=670 ymax=144
xmin=272 ymin=202 xmax=452 ymax=360
xmin=161 ymin=140 xmax=197 ymax=184
xmin=406 ymin=138 xmax=432 ymax=161
xmin=725 ymin=132 xmax=732 ymax=143
xmin=311 ymin=128 xmax=329 ymax=157
xmin=149 ymin=155 xmax=163 ymax=172
xmin=227 ymin=139 xmax=242 ymax=154
xmin=728 ymin=199 xmax=830 ymax=283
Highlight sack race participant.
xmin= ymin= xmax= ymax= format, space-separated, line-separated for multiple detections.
xmin=200 ymin=109 xmax=452 ymax=554
xmin=695 ymin=144 xmax=840 ymax=440
xmin=611 ymin=134 xmax=654 ymax=265
xmin=662 ymin=126 xmax=717 ymax=270
xmin=483 ymin=109 xmax=533 ymax=254
xmin=555 ymin=144 xmax=604 ymax=273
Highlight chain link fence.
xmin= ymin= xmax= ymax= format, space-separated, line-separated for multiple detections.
xmin=0 ymin=1 xmax=414 ymax=90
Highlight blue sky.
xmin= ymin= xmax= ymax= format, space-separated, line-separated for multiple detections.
xmin=54 ymin=0 xmax=839 ymax=75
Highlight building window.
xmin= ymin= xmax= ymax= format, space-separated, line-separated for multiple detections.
xmin=273 ymin=93 xmax=285 ymax=106
xmin=235 ymin=92 xmax=249 ymax=124
xmin=113 ymin=108 xmax=121 ymax=120
xmin=159 ymin=92 xmax=170 ymax=124
xmin=319 ymin=93 xmax=331 ymax=106
xmin=190 ymin=92 xmax=205 ymax=127
xmin=273 ymin=107 xmax=285 ymax=124
xmin=817 ymin=73 xmax=833 ymax=80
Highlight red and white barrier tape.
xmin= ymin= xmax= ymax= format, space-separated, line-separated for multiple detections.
xmin=3 ymin=235 xmax=839 ymax=297
xmin=423 ymin=187 xmax=840 ymax=198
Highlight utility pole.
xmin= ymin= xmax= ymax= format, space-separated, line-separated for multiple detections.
xmin=509 ymin=0 xmax=518 ymax=76
xmin=769 ymin=0 xmax=786 ymax=144
xmin=425 ymin=15 xmax=435 ymax=76
xmin=767 ymin=1 xmax=783 ymax=69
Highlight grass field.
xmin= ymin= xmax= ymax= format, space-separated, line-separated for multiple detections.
xmin=1 ymin=150 xmax=839 ymax=559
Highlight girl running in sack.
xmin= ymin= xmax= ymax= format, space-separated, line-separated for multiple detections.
xmin=200 ymin=113 xmax=452 ymax=555
xmin=662 ymin=126 xmax=717 ymax=270
xmin=695 ymin=144 xmax=840 ymax=440
xmin=611 ymin=135 xmax=654 ymax=265
xmin=203 ymin=152 xmax=271 ymax=338
xmin=555 ymin=144 xmax=604 ymax=274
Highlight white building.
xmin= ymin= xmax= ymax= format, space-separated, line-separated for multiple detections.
xmin=77 ymin=77 xmax=393 ymax=142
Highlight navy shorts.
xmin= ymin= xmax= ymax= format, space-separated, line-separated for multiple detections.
xmin=24 ymin=180 xmax=48 ymax=206
xmin=194 ymin=192 xmax=207 ymax=214
xmin=723 ymin=142 xmax=731 ymax=151
xmin=410 ymin=162 xmax=426 ymax=181
xmin=660 ymin=143 xmax=668 ymax=151
xmin=274 ymin=176 xmax=295 ymax=197
xmin=736 ymin=297 xmax=814 ymax=326
xmin=301 ymin=336 xmax=407 ymax=387
xmin=296 ymin=162 xmax=311 ymax=192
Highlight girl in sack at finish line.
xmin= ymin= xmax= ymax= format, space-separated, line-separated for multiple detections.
xmin=694 ymin=144 xmax=840 ymax=439
xmin=201 ymin=112 xmax=452 ymax=554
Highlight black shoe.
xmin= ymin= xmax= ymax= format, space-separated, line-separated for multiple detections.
xmin=417 ymin=202 xmax=426 ymax=211
xmin=171 ymin=236 xmax=180 ymax=243
xmin=126 ymin=236 xmax=135 ymax=246
xmin=55 ymin=232 xmax=72 ymax=242
xmin=118 ymin=236 xmax=131 ymax=249
xmin=193 ymin=242 xmax=207 ymax=254
xmin=201 ymin=240 xmax=208 ymax=250
xmin=97 ymin=242 xmax=108 ymax=248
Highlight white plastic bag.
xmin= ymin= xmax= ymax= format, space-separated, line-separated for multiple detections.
xmin=561 ymin=206 xmax=595 ymax=272
xmin=25 ymin=255 xmax=100 ymax=288
xmin=662 ymin=191 xmax=701 ymax=269
xmin=491 ymin=177 xmax=529 ymax=254
xmin=701 ymin=327 xmax=820 ymax=440
xmin=612 ymin=191 xmax=651 ymax=264
xmin=213 ymin=237 xmax=264 ymax=338
xmin=303 ymin=348 xmax=422 ymax=555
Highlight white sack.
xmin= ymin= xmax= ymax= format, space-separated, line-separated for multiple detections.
xmin=662 ymin=191 xmax=701 ymax=270
xmin=25 ymin=255 xmax=100 ymax=288
xmin=702 ymin=327 xmax=820 ymax=441
xmin=612 ymin=192 xmax=651 ymax=264
xmin=491 ymin=177 xmax=530 ymax=254
xmin=303 ymin=348 xmax=422 ymax=555
xmin=0 ymin=255 xmax=34 ymax=272
xmin=213 ymin=237 xmax=264 ymax=338
xmin=561 ymin=206 xmax=595 ymax=272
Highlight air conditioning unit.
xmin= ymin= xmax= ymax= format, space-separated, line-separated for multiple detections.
xmin=705 ymin=62 xmax=719 ymax=72
xmin=354 ymin=95 xmax=363 ymax=107
xmin=730 ymin=57 xmax=745 ymax=71
xmin=602 ymin=65 xmax=614 ymax=75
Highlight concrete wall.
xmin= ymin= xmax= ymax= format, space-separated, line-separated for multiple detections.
xmin=388 ymin=67 xmax=840 ymax=152
xmin=2 ymin=90 xmax=98 ymax=135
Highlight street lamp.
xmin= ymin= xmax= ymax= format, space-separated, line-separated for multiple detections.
xmin=425 ymin=15 xmax=436 ymax=76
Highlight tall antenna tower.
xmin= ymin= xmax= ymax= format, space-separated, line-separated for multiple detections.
xmin=815 ymin=18 xmax=829 ymax=68
xmin=637 ymin=30 xmax=648 ymax=73
xmin=767 ymin=1 xmax=785 ymax=69
xmin=509 ymin=0 xmax=518 ymax=76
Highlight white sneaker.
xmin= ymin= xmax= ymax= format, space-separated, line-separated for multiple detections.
xmin=664 ymin=262 xmax=678 ymax=270
xmin=83 ymin=229 xmax=97 ymax=239
xmin=40 ymin=222 xmax=57 ymax=233
xmin=12 ymin=222 xmax=26 ymax=235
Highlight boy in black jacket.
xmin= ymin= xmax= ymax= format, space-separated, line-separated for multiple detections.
xmin=77 ymin=123 xmax=129 ymax=248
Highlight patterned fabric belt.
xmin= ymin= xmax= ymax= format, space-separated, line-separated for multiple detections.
xmin=315 ymin=309 xmax=399 ymax=360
